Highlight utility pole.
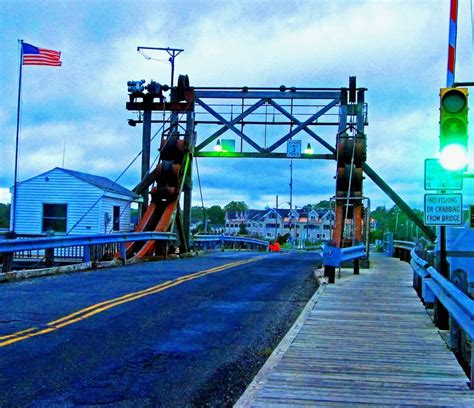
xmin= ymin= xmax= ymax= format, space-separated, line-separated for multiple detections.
xmin=274 ymin=195 xmax=279 ymax=240
xmin=137 ymin=46 xmax=184 ymax=86
xmin=135 ymin=46 xmax=184 ymax=217
xmin=289 ymin=160 xmax=294 ymax=247
xmin=395 ymin=209 xmax=399 ymax=238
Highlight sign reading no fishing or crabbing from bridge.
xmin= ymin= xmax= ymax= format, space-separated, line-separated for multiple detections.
xmin=424 ymin=193 xmax=463 ymax=226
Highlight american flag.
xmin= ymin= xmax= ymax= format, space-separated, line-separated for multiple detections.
xmin=22 ymin=43 xmax=62 ymax=66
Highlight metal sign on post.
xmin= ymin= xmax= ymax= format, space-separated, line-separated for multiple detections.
xmin=221 ymin=139 xmax=235 ymax=152
xmin=424 ymin=193 xmax=463 ymax=226
xmin=424 ymin=159 xmax=463 ymax=190
xmin=287 ymin=140 xmax=302 ymax=158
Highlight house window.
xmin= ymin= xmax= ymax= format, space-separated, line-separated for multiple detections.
xmin=265 ymin=223 xmax=278 ymax=228
xmin=42 ymin=204 xmax=67 ymax=233
xmin=113 ymin=206 xmax=120 ymax=231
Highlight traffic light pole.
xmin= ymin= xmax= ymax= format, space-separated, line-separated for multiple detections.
xmin=434 ymin=0 xmax=459 ymax=328
xmin=439 ymin=226 xmax=449 ymax=278
xmin=438 ymin=0 xmax=459 ymax=279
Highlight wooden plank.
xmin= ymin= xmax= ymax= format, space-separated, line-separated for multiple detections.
xmin=236 ymin=254 xmax=474 ymax=407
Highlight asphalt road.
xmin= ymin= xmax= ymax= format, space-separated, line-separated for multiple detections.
xmin=0 ymin=250 xmax=321 ymax=407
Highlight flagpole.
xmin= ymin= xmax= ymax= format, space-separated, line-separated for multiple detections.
xmin=12 ymin=39 xmax=23 ymax=233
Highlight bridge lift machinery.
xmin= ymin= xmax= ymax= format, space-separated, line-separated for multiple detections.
xmin=125 ymin=75 xmax=436 ymax=259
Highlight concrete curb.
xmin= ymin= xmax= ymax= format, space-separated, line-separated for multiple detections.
xmin=0 ymin=259 xmax=123 ymax=282
xmin=234 ymin=268 xmax=328 ymax=407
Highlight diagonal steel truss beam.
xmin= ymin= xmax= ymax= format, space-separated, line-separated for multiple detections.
xmin=362 ymin=163 xmax=436 ymax=241
xmin=267 ymin=99 xmax=337 ymax=154
xmin=266 ymin=99 xmax=340 ymax=152
xmin=195 ymin=98 xmax=265 ymax=152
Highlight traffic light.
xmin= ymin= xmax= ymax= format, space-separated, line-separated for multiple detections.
xmin=439 ymin=87 xmax=469 ymax=171
xmin=127 ymin=79 xmax=145 ymax=93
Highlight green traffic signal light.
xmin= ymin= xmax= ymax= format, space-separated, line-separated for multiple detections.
xmin=439 ymin=88 xmax=469 ymax=171
xmin=442 ymin=90 xmax=466 ymax=113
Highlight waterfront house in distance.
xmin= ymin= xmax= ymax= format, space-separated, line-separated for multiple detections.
xmin=225 ymin=207 xmax=335 ymax=242
xmin=12 ymin=167 xmax=139 ymax=235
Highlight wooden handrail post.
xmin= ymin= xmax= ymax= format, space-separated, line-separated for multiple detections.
xmin=324 ymin=265 xmax=335 ymax=284
xmin=354 ymin=258 xmax=360 ymax=275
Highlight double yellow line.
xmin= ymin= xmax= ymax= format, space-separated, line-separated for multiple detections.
xmin=0 ymin=256 xmax=262 ymax=348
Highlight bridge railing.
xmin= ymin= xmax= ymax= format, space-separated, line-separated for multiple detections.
xmin=322 ymin=244 xmax=366 ymax=283
xmin=410 ymin=248 xmax=474 ymax=388
xmin=393 ymin=240 xmax=416 ymax=262
xmin=0 ymin=232 xmax=177 ymax=273
xmin=382 ymin=232 xmax=418 ymax=260
xmin=191 ymin=234 xmax=269 ymax=252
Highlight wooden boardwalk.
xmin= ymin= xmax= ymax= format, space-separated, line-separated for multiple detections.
xmin=237 ymin=254 xmax=474 ymax=407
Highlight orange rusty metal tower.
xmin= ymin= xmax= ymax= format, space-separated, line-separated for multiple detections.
xmin=333 ymin=77 xmax=367 ymax=248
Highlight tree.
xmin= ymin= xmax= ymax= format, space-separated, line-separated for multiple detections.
xmin=239 ymin=222 xmax=248 ymax=235
xmin=0 ymin=204 xmax=10 ymax=229
xmin=191 ymin=206 xmax=205 ymax=222
xmin=314 ymin=200 xmax=332 ymax=209
xmin=223 ymin=201 xmax=248 ymax=212
xmin=370 ymin=205 xmax=429 ymax=241
xmin=207 ymin=205 xmax=225 ymax=225
xmin=276 ymin=233 xmax=290 ymax=245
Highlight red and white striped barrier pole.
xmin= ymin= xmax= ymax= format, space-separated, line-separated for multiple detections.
xmin=447 ymin=0 xmax=458 ymax=87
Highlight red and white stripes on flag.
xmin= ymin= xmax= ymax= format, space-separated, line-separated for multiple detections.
xmin=22 ymin=42 xmax=62 ymax=67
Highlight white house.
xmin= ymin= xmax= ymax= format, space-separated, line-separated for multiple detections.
xmin=11 ymin=167 xmax=139 ymax=235
xmin=225 ymin=207 xmax=336 ymax=243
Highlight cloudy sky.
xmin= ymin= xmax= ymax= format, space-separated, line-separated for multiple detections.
xmin=1 ymin=0 xmax=473 ymax=211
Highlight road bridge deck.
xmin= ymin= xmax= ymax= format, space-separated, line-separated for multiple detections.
xmin=237 ymin=254 xmax=474 ymax=407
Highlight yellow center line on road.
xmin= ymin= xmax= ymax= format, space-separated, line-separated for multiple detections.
xmin=0 ymin=256 xmax=263 ymax=348
xmin=0 ymin=327 xmax=38 ymax=341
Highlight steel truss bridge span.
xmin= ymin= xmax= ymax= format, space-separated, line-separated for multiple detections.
xmin=125 ymin=76 xmax=435 ymax=260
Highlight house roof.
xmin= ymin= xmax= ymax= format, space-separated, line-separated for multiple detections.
xmin=226 ymin=208 xmax=334 ymax=222
xmin=18 ymin=167 xmax=138 ymax=199
xmin=59 ymin=168 xmax=138 ymax=199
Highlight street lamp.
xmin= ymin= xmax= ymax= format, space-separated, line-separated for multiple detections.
xmin=304 ymin=143 xmax=313 ymax=154
xmin=214 ymin=139 xmax=222 ymax=152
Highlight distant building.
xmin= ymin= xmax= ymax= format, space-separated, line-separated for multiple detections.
xmin=11 ymin=167 xmax=139 ymax=235
xmin=225 ymin=207 xmax=335 ymax=242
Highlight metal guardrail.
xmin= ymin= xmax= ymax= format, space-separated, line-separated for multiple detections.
xmin=393 ymin=240 xmax=416 ymax=262
xmin=1 ymin=232 xmax=177 ymax=273
xmin=0 ymin=232 xmax=268 ymax=274
xmin=322 ymin=244 xmax=366 ymax=283
xmin=411 ymin=249 xmax=474 ymax=334
xmin=191 ymin=234 xmax=269 ymax=251
xmin=394 ymin=240 xmax=416 ymax=251
xmin=383 ymin=232 xmax=417 ymax=258
xmin=410 ymin=248 xmax=474 ymax=387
